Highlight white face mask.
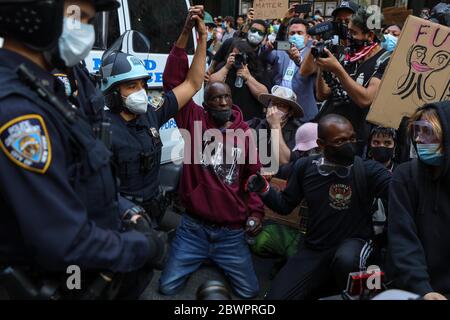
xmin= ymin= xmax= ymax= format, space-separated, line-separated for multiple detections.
xmin=58 ymin=17 xmax=95 ymax=67
xmin=122 ymin=89 xmax=148 ymax=114
xmin=247 ymin=31 xmax=264 ymax=46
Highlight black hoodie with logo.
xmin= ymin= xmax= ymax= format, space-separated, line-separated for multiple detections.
xmin=387 ymin=101 xmax=450 ymax=297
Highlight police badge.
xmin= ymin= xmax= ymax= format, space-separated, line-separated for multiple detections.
xmin=0 ymin=114 xmax=52 ymax=174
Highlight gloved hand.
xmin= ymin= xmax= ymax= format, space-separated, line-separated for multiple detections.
xmin=122 ymin=205 xmax=152 ymax=232
xmin=147 ymin=230 xmax=170 ymax=270
xmin=123 ymin=213 xmax=169 ymax=271
xmin=245 ymin=172 xmax=270 ymax=194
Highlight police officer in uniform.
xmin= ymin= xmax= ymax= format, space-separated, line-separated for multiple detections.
xmin=100 ymin=6 xmax=207 ymax=224
xmin=49 ymin=4 xmax=144 ymax=215
xmin=0 ymin=0 xmax=165 ymax=299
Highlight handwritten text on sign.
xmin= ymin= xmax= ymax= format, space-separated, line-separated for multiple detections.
xmin=367 ymin=16 xmax=450 ymax=129
xmin=254 ymin=0 xmax=289 ymax=20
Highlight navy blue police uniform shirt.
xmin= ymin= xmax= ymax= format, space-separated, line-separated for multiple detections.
xmin=0 ymin=48 xmax=150 ymax=272
xmin=53 ymin=65 xmax=139 ymax=214
xmin=262 ymin=156 xmax=391 ymax=250
xmin=108 ymin=91 xmax=179 ymax=202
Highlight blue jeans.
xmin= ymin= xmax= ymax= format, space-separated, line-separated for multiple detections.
xmin=159 ymin=214 xmax=259 ymax=299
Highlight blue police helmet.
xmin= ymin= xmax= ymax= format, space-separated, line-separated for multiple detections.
xmin=100 ymin=51 xmax=150 ymax=93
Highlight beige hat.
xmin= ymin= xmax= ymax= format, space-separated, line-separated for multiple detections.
xmin=258 ymin=85 xmax=304 ymax=118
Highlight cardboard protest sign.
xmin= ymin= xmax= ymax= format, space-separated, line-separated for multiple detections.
xmin=367 ymin=16 xmax=450 ymax=129
xmin=383 ymin=7 xmax=412 ymax=27
xmin=253 ymin=0 xmax=289 ymax=20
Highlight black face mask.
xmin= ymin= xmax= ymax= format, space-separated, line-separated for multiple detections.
xmin=324 ymin=142 xmax=356 ymax=166
xmin=348 ymin=36 xmax=371 ymax=52
xmin=208 ymin=108 xmax=232 ymax=127
xmin=370 ymin=147 xmax=394 ymax=164
xmin=336 ymin=22 xmax=349 ymax=40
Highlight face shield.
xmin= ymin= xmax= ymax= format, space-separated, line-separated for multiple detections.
xmin=411 ymin=120 xmax=440 ymax=144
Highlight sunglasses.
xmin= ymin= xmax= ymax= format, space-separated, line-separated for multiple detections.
xmin=411 ymin=120 xmax=439 ymax=144
xmin=314 ymin=158 xmax=352 ymax=178
xmin=250 ymin=27 xmax=266 ymax=36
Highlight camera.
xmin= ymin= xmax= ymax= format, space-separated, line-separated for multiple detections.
xmin=311 ymin=40 xmax=332 ymax=58
xmin=308 ymin=21 xmax=349 ymax=41
xmin=311 ymin=39 xmax=346 ymax=59
xmin=196 ymin=280 xmax=232 ymax=300
xmin=308 ymin=21 xmax=348 ymax=59
xmin=233 ymin=52 xmax=248 ymax=69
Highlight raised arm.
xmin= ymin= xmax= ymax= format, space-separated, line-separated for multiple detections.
xmin=171 ymin=6 xmax=207 ymax=110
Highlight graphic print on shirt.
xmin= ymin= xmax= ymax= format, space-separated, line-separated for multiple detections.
xmin=201 ymin=139 xmax=243 ymax=186
xmin=329 ymin=184 xmax=352 ymax=210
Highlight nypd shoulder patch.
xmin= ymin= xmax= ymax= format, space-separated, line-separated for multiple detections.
xmin=149 ymin=95 xmax=165 ymax=110
xmin=0 ymin=114 xmax=52 ymax=174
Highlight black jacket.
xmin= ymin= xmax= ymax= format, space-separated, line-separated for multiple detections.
xmin=387 ymin=101 xmax=450 ymax=296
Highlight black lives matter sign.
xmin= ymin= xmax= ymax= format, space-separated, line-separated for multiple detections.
xmin=254 ymin=0 xmax=288 ymax=20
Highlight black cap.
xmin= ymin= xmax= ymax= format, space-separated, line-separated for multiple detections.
xmin=93 ymin=0 xmax=120 ymax=12
xmin=332 ymin=1 xmax=359 ymax=17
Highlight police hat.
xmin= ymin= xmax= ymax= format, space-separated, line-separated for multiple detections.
xmin=0 ymin=0 xmax=64 ymax=51
xmin=332 ymin=1 xmax=360 ymax=17
xmin=100 ymin=51 xmax=150 ymax=93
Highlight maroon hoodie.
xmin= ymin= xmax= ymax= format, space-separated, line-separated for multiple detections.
xmin=163 ymin=46 xmax=264 ymax=228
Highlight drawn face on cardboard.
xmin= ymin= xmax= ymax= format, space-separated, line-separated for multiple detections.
xmin=429 ymin=50 xmax=450 ymax=71
xmin=396 ymin=45 xmax=450 ymax=103
xmin=409 ymin=46 xmax=450 ymax=73
xmin=410 ymin=46 xmax=429 ymax=72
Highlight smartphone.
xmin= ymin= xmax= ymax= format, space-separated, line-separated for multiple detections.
xmin=295 ymin=4 xmax=311 ymax=14
xmin=274 ymin=41 xmax=291 ymax=51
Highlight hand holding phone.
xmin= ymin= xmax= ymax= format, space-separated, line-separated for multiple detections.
xmin=295 ymin=4 xmax=311 ymax=14
xmin=274 ymin=41 xmax=291 ymax=51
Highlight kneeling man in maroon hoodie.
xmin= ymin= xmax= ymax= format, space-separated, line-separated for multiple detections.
xmin=159 ymin=27 xmax=264 ymax=299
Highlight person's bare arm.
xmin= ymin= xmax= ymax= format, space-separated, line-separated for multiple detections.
xmin=175 ymin=8 xmax=196 ymax=49
xmin=207 ymin=60 xmax=217 ymax=74
xmin=316 ymin=48 xmax=381 ymax=109
xmin=266 ymin=107 xmax=291 ymax=166
xmin=237 ymin=64 xmax=269 ymax=99
xmin=316 ymin=68 xmax=331 ymax=101
xmin=241 ymin=8 xmax=255 ymax=34
xmin=334 ymin=68 xmax=381 ymax=108
xmin=172 ymin=9 xmax=207 ymax=110
xmin=300 ymin=48 xmax=318 ymax=77
xmin=209 ymin=53 xmax=235 ymax=82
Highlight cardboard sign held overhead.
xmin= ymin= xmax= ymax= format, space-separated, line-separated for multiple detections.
xmin=254 ymin=0 xmax=289 ymax=20
xmin=382 ymin=7 xmax=413 ymax=27
xmin=367 ymin=16 xmax=450 ymax=129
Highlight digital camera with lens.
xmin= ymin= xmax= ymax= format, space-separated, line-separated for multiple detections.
xmin=233 ymin=52 xmax=248 ymax=69
xmin=311 ymin=40 xmax=346 ymax=59
xmin=308 ymin=21 xmax=348 ymax=59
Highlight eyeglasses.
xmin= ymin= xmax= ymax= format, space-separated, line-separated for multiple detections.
xmin=208 ymin=94 xmax=232 ymax=104
xmin=250 ymin=27 xmax=266 ymax=36
xmin=411 ymin=120 xmax=440 ymax=144
xmin=314 ymin=158 xmax=352 ymax=178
